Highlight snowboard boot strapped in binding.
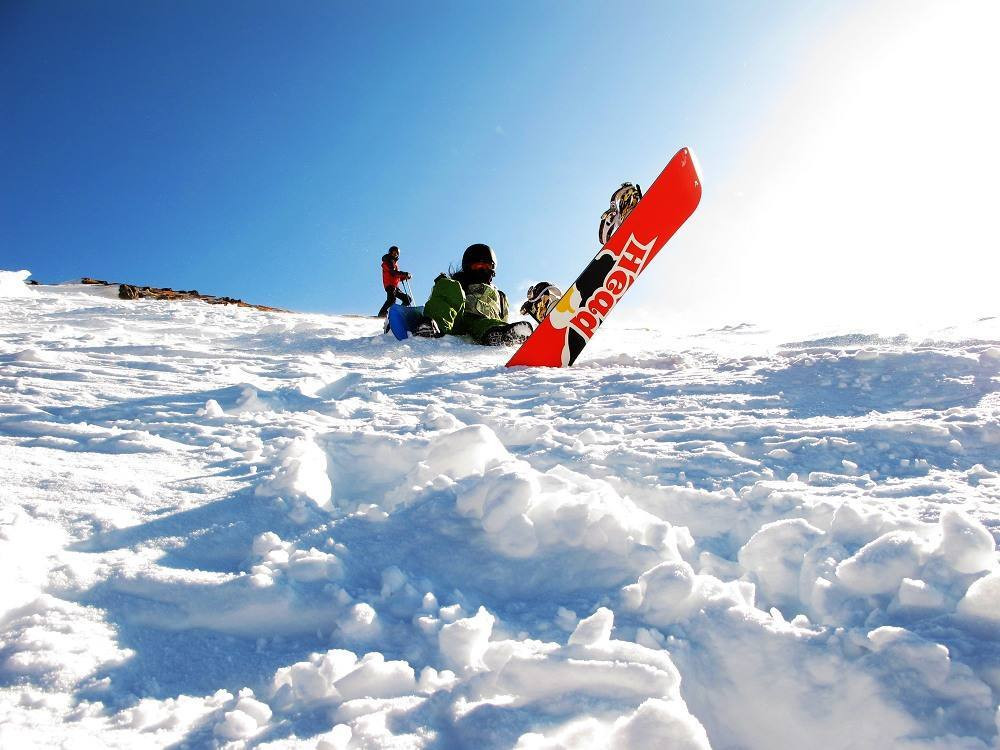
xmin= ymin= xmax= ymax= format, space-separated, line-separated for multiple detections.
xmin=413 ymin=316 xmax=443 ymax=338
xmin=598 ymin=182 xmax=642 ymax=246
xmin=520 ymin=282 xmax=563 ymax=324
xmin=483 ymin=321 xmax=534 ymax=347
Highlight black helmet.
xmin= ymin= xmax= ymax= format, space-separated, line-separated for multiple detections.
xmin=461 ymin=243 xmax=496 ymax=284
xmin=462 ymin=243 xmax=496 ymax=272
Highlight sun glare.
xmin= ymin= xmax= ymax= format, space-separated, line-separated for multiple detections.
xmin=667 ymin=0 xmax=1000 ymax=331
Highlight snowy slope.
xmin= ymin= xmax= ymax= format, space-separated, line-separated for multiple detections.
xmin=1 ymin=270 xmax=999 ymax=749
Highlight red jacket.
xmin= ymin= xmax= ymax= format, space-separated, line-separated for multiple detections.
xmin=381 ymin=254 xmax=406 ymax=288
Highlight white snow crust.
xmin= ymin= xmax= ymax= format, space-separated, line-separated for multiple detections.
xmin=1 ymin=276 xmax=999 ymax=748
xmin=0 ymin=270 xmax=34 ymax=299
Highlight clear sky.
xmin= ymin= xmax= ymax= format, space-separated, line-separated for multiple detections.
xmin=2 ymin=0 xmax=997 ymax=326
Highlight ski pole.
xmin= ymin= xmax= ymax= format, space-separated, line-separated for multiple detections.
xmin=402 ymin=279 xmax=413 ymax=304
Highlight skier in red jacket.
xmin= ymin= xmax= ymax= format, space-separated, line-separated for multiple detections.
xmin=377 ymin=245 xmax=412 ymax=317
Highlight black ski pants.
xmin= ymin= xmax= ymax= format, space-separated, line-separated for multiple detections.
xmin=378 ymin=285 xmax=412 ymax=317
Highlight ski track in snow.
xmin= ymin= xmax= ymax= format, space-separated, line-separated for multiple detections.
xmin=1 ymin=271 xmax=999 ymax=749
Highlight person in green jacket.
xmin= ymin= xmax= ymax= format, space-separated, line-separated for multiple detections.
xmin=415 ymin=243 xmax=533 ymax=346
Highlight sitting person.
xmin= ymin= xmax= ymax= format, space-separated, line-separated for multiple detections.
xmin=417 ymin=243 xmax=532 ymax=346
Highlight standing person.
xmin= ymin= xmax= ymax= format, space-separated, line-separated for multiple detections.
xmin=415 ymin=243 xmax=532 ymax=346
xmin=377 ymin=245 xmax=411 ymax=317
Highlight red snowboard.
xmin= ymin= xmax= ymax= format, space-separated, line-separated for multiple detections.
xmin=506 ymin=147 xmax=702 ymax=368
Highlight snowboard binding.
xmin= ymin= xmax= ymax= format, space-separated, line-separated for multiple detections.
xmin=598 ymin=182 xmax=642 ymax=246
xmin=520 ymin=282 xmax=563 ymax=324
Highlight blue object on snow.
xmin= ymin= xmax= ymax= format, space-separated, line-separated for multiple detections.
xmin=387 ymin=305 xmax=424 ymax=341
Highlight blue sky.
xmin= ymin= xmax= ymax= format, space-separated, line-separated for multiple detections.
xmin=3 ymin=0 xmax=997 ymax=324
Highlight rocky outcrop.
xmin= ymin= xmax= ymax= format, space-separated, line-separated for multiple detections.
xmin=78 ymin=277 xmax=284 ymax=312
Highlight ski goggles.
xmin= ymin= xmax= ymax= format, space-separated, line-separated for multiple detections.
xmin=467 ymin=261 xmax=495 ymax=271
xmin=520 ymin=283 xmax=563 ymax=323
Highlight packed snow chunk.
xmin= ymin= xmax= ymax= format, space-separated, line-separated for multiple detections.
xmin=829 ymin=501 xmax=887 ymax=547
xmin=622 ymin=561 xmax=722 ymax=625
xmin=439 ymin=606 xmax=495 ymax=672
xmin=568 ymin=607 xmax=614 ymax=647
xmin=215 ymin=709 xmax=262 ymax=740
xmin=486 ymin=630 xmax=686 ymax=711
xmin=835 ymin=531 xmax=928 ymax=595
xmin=233 ymin=690 xmax=273 ymax=724
xmin=417 ymin=665 xmax=458 ymax=693
xmin=514 ymin=698 xmax=710 ymax=750
xmin=458 ymin=468 xmax=533 ymax=522
xmin=313 ymin=725 xmax=353 ymax=750
xmin=0 ymin=269 xmax=34 ymax=298
xmin=421 ymin=403 xmax=463 ymax=431
xmin=897 ymin=578 xmax=947 ymax=610
xmin=333 ymin=653 xmax=417 ymax=701
xmin=196 ymin=399 xmax=225 ymax=418
xmin=957 ymin=572 xmax=1000 ymax=624
xmin=380 ymin=566 xmax=407 ymax=597
xmin=965 ymin=464 xmax=997 ymax=487
xmin=252 ymin=531 xmax=286 ymax=557
xmin=482 ymin=473 xmax=537 ymax=534
xmin=287 ymin=547 xmax=342 ymax=582
xmin=934 ymin=508 xmax=996 ymax=574
xmin=214 ymin=691 xmax=273 ymax=740
xmin=232 ymin=385 xmax=274 ymax=413
xmin=425 ymin=424 xmax=511 ymax=480
xmin=339 ymin=603 xmax=380 ymax=640
xmin=116 ymin=692 xmax=230 ymax=733
xmin=606 ymin=698 xmax=711 ymax=750
xmin=738 ymin=518 xmax=824 ymax=606
xmin=457 ymin=468 xmax=540 ymax=557
xmin=255 ymin=436 xmax=333 ymax=510
xmin=271 ymin=649 xmax=360 ymax=705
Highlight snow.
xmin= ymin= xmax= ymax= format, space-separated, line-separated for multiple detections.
xmin=0 ymin=270 xmax=34 ymax=298
xmin=1 ymin=276 xmax=999 ymax=749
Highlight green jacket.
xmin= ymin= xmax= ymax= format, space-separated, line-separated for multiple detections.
xmin=423 ymin=274 xmax=509 ymax=343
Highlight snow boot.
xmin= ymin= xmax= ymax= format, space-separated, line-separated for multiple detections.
xmin=483 ymin=321 xmax=533 ymax=347
xmin=412 ymin=316 xmax=443 ymax=338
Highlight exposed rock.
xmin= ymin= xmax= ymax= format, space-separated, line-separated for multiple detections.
xmin=70 ymin=277 xmax=286 ymax=311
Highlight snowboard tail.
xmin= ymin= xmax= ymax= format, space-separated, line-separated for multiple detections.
xmin=506 ymin=147 xmax=702 ymax=367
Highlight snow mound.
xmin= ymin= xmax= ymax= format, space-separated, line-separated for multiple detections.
xmin=0 ymin=269 xmax=34 ymax=298
xmin=2 ymin=282 xmax=999 ymax=749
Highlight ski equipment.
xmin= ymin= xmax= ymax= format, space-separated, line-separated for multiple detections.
xmin=598 ymin=182 xmax=643 ymax=246
xmin=506 ymin=147 xmax=702 ymax=368
xmin=520 ymin=282 xmax=563 ymax=324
